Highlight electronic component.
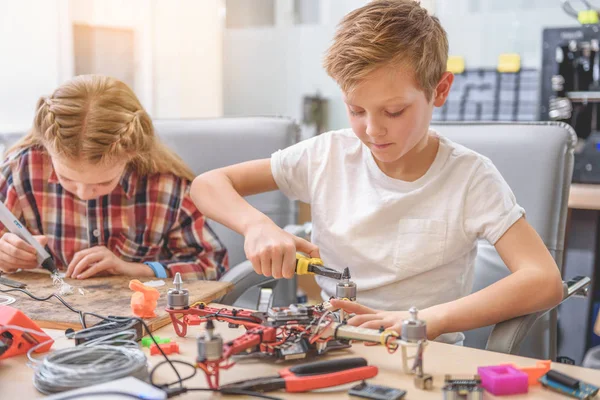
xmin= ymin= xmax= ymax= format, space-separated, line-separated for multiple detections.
xmin=65 ymin=316 xmax=144 ymax=345
xmin=268 ymin=304 xmax=311 ymax=323
xmin=349 ymin=382 xmax=406 ymax=400
xmin=277 ymin=340 xmax=309 ymax=360
xmin=336 ymin=268 xmax=357 ymax=301
xmin=165 ymin=274 xmax=430 ymax=390
xmin=539 ymin=369 xmax=599 ymax=399
xmin=167 ymin=272 xmax=189 ymax=310
xmin=442 ymin=375 xmax=484 ymax=400
xmin=197 ymin=319 xmax=223 ymax=362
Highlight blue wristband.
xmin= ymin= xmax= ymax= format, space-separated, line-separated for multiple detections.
xmin=144 ymin=262 xmax=168 ymax=278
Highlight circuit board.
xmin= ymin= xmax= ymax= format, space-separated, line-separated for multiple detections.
xmin=539 ymin=375 xmax=599 ymax=399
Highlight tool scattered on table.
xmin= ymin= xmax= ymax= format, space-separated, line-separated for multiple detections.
xmin=477 ymin=365 xmax=528 ymax=396
xmin=539 ymin=369 xmax=599 ymax=399
xmin=0 ymin=273 xmax=27 ymax=289
xmin=442 ymin=375 xmax=484 ymax=400
xmin=219 ymin=357 xmax=377 ymax=394
xmin=130 ymin=279 xmax=160 ymax=318
xmin=0 ymin=305 xmax=53 ymax=360
xmin=295 ymin=253 xmax=343 ymax=279
xmin=348 ymin=382 xmax=407 ymax=400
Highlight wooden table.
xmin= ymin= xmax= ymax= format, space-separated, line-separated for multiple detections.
xmin=2 ymin=304 xmax=600 ymax=399
xmin=569 ymin=183 xmax=600 ymax=209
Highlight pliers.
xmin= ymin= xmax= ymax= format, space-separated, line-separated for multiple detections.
xmin=295 ymin=253 xmax=342 ymax=280
xmin=219 ymin=357 xmax=378 ymax=393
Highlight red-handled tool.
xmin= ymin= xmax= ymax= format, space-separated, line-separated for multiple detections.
xmin=219 ymin=357 xmax=378 ymax=393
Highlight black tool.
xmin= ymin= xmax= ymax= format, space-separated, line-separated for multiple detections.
xmin=0 ymin=274 xmax=27 ymax=289
xmin=349 ymin=382 xmax=407 ymax=400
xmin=220 ymin=357 xmax=378 ymax=393
xmin=295 ymin=253 xmax=343 ymax=279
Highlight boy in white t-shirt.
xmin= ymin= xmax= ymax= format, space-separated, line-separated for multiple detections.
xmin=190 ymin=0 xmax=563 ymax=343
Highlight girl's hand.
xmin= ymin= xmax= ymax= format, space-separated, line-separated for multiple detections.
xmin=0 ymin=233 xmax=47 ymax=272
xmin=66 ymin=246 xmax=154 ymax=279
xmin=329 ymin=299 xmax=446 ymax=341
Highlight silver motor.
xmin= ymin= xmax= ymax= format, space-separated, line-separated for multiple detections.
xmin=167 ymin=272 xmax=189 ymax=309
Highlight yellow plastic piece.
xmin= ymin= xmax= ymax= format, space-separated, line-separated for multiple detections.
xmin=579 ymin=10 xmax=599 ymax=25
xmin=447 ymin=56 xmax=465 ymax=74
xmin=497 ymin=53 xmax=521 ymax=73
xmin=295 ymin=253 xmax=323 ymax=275
xmin=380 ymin=329 xmax=398 ymax=346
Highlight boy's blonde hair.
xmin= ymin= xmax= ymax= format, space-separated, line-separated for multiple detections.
xmin=10 ymin=75 xmax=195 ymax=181
xmin=324 ymin=0 xmax=448 ymax=100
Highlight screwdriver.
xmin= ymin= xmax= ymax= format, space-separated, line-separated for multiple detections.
xmin=295 ymin=253 xmax=342 ymax=280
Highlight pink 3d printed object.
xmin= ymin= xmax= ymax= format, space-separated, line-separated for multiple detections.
xmin=477 ymin=365 xmax=528 ymax=395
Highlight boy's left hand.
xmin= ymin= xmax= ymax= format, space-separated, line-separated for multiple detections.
xmin=66 ymin=246 xmax=154 ymax=279
xmin=329 ymin=299 xmax=445 ymax=341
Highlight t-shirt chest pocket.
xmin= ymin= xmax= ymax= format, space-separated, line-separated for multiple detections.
xmin=393 ymin=219 xmax=447 ymax=278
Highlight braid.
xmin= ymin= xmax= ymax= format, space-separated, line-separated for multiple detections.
xmin=110 ymin=109 xmax=152 ymax=156
xmin=34 ymin=96 xmax=61 ymax=147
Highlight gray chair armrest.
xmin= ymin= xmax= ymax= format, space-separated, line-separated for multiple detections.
xmin=217 ymin=260 xmax=297 ymax=308
xmin=486 ymin=276 xmax=591 ymax=355
xmin=217 ymin=260 xmax=273 ymax=306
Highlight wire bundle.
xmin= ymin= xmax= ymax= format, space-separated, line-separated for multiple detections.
xmin=30 ymin=332 xmax=148 ymax=394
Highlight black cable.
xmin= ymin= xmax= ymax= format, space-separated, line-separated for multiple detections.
xmin=188 ymin=387 xmax=283 ymax=400
xmin=149 ymin=359 xmax=197 ymax=388
xmin=0 ymin=287 xmax=184 ymax=389
xmin=3 ymin=286 xmax=285 ymax=400
xmin=0 ymin=287 xmax=86 ymax=326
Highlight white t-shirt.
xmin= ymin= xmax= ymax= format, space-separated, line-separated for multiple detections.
xmin=270 ymin=128 xmax=525 ymax=344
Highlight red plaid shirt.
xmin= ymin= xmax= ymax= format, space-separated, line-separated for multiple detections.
xmin=0 ymin=146 xmax=228 ymax=280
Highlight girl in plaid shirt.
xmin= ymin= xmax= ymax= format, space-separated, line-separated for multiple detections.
xmin=0 ymin=75 xmax=227 ymax=280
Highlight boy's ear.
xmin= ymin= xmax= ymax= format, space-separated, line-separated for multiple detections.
xmin=433 ymin=72 xmax=454 ymax=107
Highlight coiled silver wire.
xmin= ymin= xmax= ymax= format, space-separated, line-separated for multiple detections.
xmin=29 ymin=330 xmax=148 ymax=394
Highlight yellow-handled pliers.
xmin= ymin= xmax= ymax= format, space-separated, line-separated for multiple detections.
xmin=295 ymin=253 xmax=342 ymax=280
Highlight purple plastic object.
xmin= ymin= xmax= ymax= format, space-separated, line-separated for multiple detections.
xmin=477 ymin=365 xmax=529 ymax=395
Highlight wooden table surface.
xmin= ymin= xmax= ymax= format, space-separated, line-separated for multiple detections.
xmin=2 ymin=304 xmax=600 ymax=399
xmin=569 ymin=183 xmax=600 ymax=210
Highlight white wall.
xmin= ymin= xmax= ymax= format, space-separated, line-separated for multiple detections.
xmin=223 ymin=0 xmax=433 ymax=134
xmin=0 ymin=0 xmax=223 ymax=133
xmin=0 ymin=0 xmax=63 ymax=132
xmin=436 ymin=0 xmax=578 ymax=69
xmin=222 ymin=0 xmax=577 ymax=131
xmin=223 ymin=0 xmax=370 ymax=135
xmin=153 ymin=0 xmax=224 ymax=118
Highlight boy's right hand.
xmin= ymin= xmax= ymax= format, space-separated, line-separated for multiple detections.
xmin=244 ymin=221 xmax=320 ymax=280
xmin=0 ymin=233 xmax=47 ymax=272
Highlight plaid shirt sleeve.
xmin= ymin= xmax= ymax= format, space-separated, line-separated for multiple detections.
xmin=159 ymin=188 xmax=228 ymax=280
xmin=0 ymin=157 xmax=24 ymax=232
